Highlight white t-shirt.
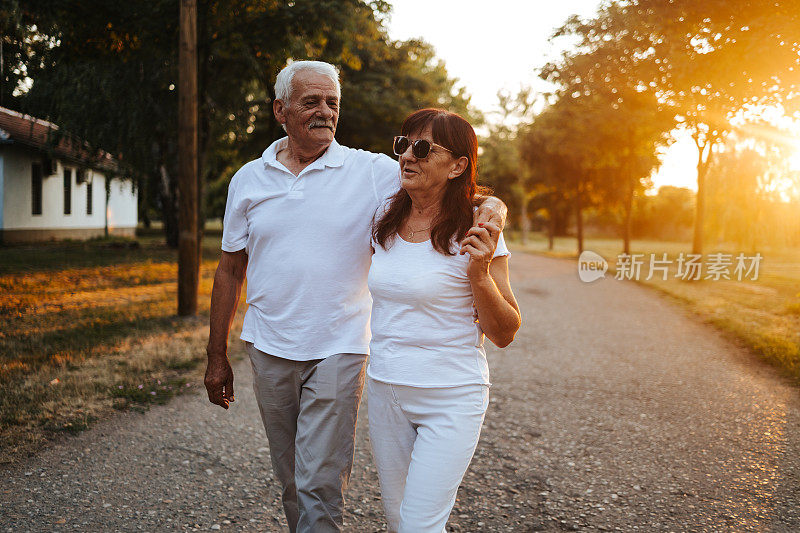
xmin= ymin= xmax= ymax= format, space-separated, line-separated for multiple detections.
xmin=367 ymin=231 xmax=510 ymax=387
xmin=221 ymin=137 xmax=399 ymax=360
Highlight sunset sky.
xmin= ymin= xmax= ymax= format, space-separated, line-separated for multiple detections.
xmin=387 ymin=0 xmax=699 ymax=191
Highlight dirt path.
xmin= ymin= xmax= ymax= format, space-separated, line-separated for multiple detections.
xmin=3 ymin=252 xmax=799 ymax=532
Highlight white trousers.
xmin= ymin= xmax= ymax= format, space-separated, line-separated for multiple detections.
xmin=367 ymin=377 xmax=489 ymax=533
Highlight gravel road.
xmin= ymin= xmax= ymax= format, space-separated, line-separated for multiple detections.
xmin=3 ymin=252 xmax=799 ymax=532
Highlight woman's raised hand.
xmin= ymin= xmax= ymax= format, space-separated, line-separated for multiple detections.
xmin=459 ymin=222 xmax=500 ymax=280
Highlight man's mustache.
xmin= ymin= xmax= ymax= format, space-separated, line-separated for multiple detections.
xmin=309 ymin=119 xmax=335 ymax=130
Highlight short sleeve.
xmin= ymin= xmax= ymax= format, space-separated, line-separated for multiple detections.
xmin=371 ymin=153 xmax=401 ymax=204
xmin=493 ymin=231 xmax=510 ymax=258
xmin=221 ymin=170 xmax=248 ymax=252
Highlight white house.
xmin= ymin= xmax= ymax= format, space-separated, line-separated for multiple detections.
xmin=0 ymin=106 xmax=137 ymax=243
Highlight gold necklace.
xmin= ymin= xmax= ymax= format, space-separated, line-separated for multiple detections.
xmin=406 ymin=222 xmax=431 ymax=240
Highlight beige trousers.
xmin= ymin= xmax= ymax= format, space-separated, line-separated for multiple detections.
xmin=247 ymin=343 xmax=367 ymax=533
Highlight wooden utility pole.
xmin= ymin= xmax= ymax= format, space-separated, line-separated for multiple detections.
xmin=178 ymin=0 xmax=199 ymax=316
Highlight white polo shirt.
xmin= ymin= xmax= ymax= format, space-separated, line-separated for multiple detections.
xmin=221 ymin=137 xmax=400 ymax=360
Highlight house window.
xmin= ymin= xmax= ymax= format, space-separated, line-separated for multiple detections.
xmin=86 ymin=181 xmax=93 ymax=215
xmin=32 ymin=163 xmax=43 ymax=215
xmin=63 ymin=168 xmax=72 ymax=215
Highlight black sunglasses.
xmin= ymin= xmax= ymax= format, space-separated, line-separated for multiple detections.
xmin=393 ymin=136 xmax=453 ymax=159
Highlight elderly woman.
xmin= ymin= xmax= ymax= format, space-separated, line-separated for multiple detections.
xmin=367 ymin=108 xmax=521 ymax=532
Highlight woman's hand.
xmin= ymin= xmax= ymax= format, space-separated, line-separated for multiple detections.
xmin=459 ymin=222 xmax=501 ymax=280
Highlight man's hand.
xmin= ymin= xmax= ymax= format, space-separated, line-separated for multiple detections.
xmin=474 ymin=196 xmax=507 ymax=229
xmin=205 ymin=249 xmax=246 ymax=410
xmin=205 ymin=356 xmax=235 ymax=409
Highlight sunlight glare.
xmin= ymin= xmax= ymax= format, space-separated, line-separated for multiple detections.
xmin=789 ymin=140 xmax=800 ymax=172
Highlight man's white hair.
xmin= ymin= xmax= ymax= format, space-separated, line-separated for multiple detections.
xmin=274 ymin=60 xmax=341 ymax=103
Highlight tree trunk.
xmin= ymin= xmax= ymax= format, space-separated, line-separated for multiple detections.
xmin=692 ymin=137 xmax=714 ymax=255
xmin=520 ymin=194 xmax=530 ymax=245
xmin=137 ymin=175 xmax=151 ymax=229
xmin=104 ymin=178 xmax=109 ymax=238
xmin=159 ymin=164 xmax=179 ymax=248
xmin=623 ymin=172 xmax=634 ymax=255
xmin=575 ymin=183 xmax=584 ymax=255
xmin=750 ymin=199 xmax=761 ymax=253
xmin=178 ymin=0 xmax=199 ymax=316
xmin=692 ymin=170 xmax=706 ymax=254
xmin=196 ymin=0 xmax=209 ymax=260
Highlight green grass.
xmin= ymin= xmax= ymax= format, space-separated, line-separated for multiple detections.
xmin=0 ymin=233 xmax=243 ymax=464
xmin=510 ymin=232 xmax=800 ymax=381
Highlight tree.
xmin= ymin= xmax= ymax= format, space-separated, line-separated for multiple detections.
xmin=337 ymin=38 xmax=475 ymax=156
xmin=547 ymin=0 xmax=800 ymax=253
xmin=0 ymin=1 xmax=45 ymax=110
xmin=590 ymin=86 xmax=672 ymax=253
xmin=18 ymin=0 xmax=183 ymax=245
xmin=479 ymin=88 xmax=537 ymax=243
xmin=12 ymin=1 xmax=471 ymax=246
xmin=518 ymin=98 xmax=596 ymax=253
xmin=705 ymin=121 xmax=800 ymax=249
xmin=632 ymin=186 xmax=694 ymax=241
xmin=516 ymin=84 xmax=670 ymax=254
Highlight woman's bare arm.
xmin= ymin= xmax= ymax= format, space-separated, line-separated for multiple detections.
xmin=460 ymin=223 xmax=521 ymax=347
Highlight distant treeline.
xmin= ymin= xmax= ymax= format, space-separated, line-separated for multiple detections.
xmin=564 ymin=184 xmax=800 ymax=250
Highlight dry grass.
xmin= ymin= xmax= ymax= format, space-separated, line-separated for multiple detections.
xmin=511 ymin=234 xmax=800 ymax=381
xmin=6 ymin=229 xmax=795 ymax=464
xmin=0 ymin=234 xmax=243 ymax=464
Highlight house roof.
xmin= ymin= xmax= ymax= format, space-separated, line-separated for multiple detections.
xmin=0 ymin=106 xmax=119 ymax=173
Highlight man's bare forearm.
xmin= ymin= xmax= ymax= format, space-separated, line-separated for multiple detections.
xmin=474 ymin=195 xmax=508 ymax=229
xmin=207 ymin=251 xmax=247 ymax=359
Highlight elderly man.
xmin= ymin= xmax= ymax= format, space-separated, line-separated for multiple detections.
xmin=204 ymin=60 xmax=505 ymax=532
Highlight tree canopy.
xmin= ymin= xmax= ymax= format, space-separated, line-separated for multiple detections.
xmin=476 ymin=0 xmax=800 ymax=254
xmin=542 ymin=0 xmax=800 ymax=252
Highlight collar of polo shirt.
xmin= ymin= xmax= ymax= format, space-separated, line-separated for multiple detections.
xmin=262 ymin=137 xmax=346 ymax=173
